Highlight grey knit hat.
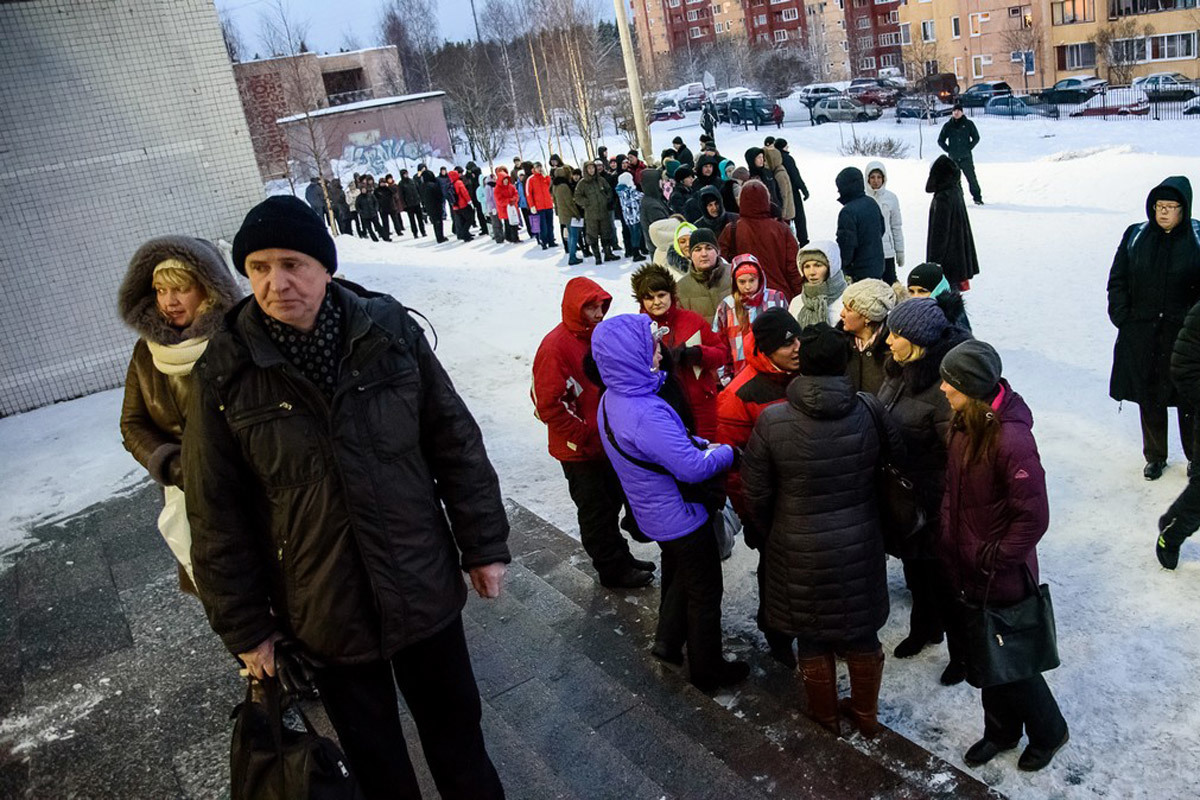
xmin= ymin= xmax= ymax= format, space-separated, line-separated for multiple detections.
xmin=887 ymin=298 xmax=949 ymax=347
xmin=841 ymin=278 xmax=896 ymax=323
xmin=940 ymin=340 xmax=1003 ymax=400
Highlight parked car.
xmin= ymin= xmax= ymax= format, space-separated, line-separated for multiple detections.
xmin=728 ymin=92 xmax=783 ymax=126
xmin=1068 ymin=88 xmax=1151 ymax=117
xmin=1037 ymin=75 xmax=1107 ymax=104
xmin=959 ymin=81 xmax=1013 ymax=108
xmin=651 ymin=98 xmax=684 ymax=122
xmin=795 ymin=83 xmax=843 ymax=105
xmin=915 ymin=72 xmax=960 ymax=103
xmin=984 ymin=95 xmax=1059 ymax=118
xmin=678 ymin=82 xmax=707 ymax=111
xmin=847 ymin=80 xmax=901 ymax=107
xmin=811 ymin=96 xmax=882 ymax=124
xmin=1132 ymin=72 xmax=1198 ymax=102
xmin=896 ymin=94 xmax=953 ymax=119
xmin=712 ymin=87 xmax=751 ymax=122
xmin=1185 ymin=96 xmax=1200 ymax=115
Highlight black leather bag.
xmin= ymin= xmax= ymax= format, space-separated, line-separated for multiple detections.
xmin=962 ymin=567 xmax=1061 ymax=689
xmin=230 ymin=677 xmax=365 ymax=800
xmin=858 ymin=392 xmax=927 ymax=556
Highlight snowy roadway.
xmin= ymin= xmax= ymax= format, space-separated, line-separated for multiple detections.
xmin=3 ymin=112 xmax=1200 ymax=798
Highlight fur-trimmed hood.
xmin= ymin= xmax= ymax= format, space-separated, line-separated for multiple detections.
xmin=118 ymin=236 xmax=243 ymax=345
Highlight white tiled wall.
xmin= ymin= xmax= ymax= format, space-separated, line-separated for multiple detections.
xmin=0 ymin=0 xmax=264 ymax=416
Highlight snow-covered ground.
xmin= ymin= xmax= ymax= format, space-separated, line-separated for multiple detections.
xmin=4 ymin=112 xmax=1200 ymax=798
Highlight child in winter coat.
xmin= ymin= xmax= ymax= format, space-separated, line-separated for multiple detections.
xmin=789 ymin=241 xmax=848 ymax=328
xmin=616 ymin=172 xmax=646 ymax=262
xmin=866 ymin=161 xmax=906 ymax=285
xmin=494 ymin=168 xmax=521 ymax=243
xmin=714 ymin=254 xmax=788 ymax=382
xmin=479 ymin=176 xmax=504 ymax=244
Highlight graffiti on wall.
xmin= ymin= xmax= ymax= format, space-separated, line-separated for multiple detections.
xmin=341 ymin=130 xmax=438 ymax=176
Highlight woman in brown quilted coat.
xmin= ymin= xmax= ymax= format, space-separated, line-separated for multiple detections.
xmin=117 ymin=236 xmax=241 ymax=593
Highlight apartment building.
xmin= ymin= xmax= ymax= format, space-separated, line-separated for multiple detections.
xmin=807 ymin=0 xmax=852 ymax=79
xmin=743 ymin=0 xmax=810 ymax=47
xmin=1048 ymin=0 xmax=1199 ymax=83
xmin=843 ymin=0 xmax=904 ymax=76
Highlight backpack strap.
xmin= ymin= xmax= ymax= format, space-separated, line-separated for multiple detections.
xmin=601 ymin=396 xmax=672 ymax=476
xmin=857 ymin=391 xmax=891 ymax=463
xmin=1128 ymin=220 xmax=1200 ymax=254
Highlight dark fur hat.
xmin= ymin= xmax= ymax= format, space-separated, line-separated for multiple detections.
xmin=631 ymin=263 xmax=677 ymax=300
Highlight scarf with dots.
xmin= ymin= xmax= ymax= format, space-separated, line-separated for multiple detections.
xmin=261 ymin=291 xmax=344 ymax=399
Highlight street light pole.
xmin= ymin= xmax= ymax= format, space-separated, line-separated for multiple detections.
xmin=612 ymin=0 xmax=652 ymax=160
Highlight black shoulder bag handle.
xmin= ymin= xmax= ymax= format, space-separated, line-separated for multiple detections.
xmin=858 ymin=392 xmax=926 ymax=555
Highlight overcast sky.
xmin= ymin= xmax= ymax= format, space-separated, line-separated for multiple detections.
xmin=214 ymin=0 xmax=617 ymax=55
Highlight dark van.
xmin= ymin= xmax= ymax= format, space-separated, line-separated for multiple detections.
xmin=915 ymin=73 xmax=960 ymax=103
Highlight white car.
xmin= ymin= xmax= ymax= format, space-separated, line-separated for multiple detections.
xmin=795 ymin=84 xmax=842 ymax=105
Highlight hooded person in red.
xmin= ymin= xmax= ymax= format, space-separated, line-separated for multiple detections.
xmin=718 ymin=179 xmax=803 ymax=301
xmin=448 ymin=169 xmax=475 ymax=242
xmin=494 ymin=167 xmax=521 ymax=243
xmin=532 ymin=277 xmax=655 ymax=588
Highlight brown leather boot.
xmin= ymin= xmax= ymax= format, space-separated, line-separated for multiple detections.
xmin=798 ymin=653 xmax=840 ymax=736
xmin=843 ymin=648 xmax=885 ymax=739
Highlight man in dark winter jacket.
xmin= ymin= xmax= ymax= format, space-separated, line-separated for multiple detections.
xmin=774 ymin=139 xmax=810 ymax=245
xmin=304 ymin=177 xmax=328 ymax=226
xmin=532 ymin=278 xmax=655 ymax=588
xmin=670 ymin=166 xmax=696 ymax=218
xmin=185 ymin=196 xmax=508 ymax=800
xmin=374 ymin=176 xmax=398 ymax=239
xmin=691 ymin=185 xmax=738 ymax=239
xmin=938 ymin=104 xmax=983 ymax=205
xmin=1160 ymin=263 xmax=1200 ymax=567
xmin=399 ymin=170 xmax=426 ymax=237
xmin=420 ymin=170 xmax=448 ymax=242
xmin=356 ymin=176 xmax=389 ymax=241
xmin=672 ymin=136 xmax=695 ymax=168
xmin=464 ymin=161 xmax=488 ymax=235
xmin=640 ymin=168 xmax=671 ymax=258
xmin=1109 ymin=176 xmax=1200 ymax=482
xmin=835 ymin=167 xmax=886 ymax=282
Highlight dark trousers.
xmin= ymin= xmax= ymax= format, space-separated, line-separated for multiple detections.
xmin=431 ymin=216 xmax=447 ymax=242
xmin=391 ymin=210 xmax=405 ymax=234
xmin=793 ymin=195 xmax=809 ymax=247
xmin=360 ymin=212 xmax=383 ymax=241
xmin=560 ymin=460 xmax=636 ymax=579
xmin=1140 ymin=404 xmax=1196 ymax=463
xmin=537 ymin=209 xmax=556 ymax=247
xmin=406 ymin=209 xmax=426 ymax=237
xmin=474 ymin=201 xmax=489 ymax=234
xmin=504 ymin=221 xmax=520 ymax=243
xmin=901 ymin=556 xmax=947 ymax=640
xmin=349 ymin=210 xmax=363 ymax=237
xmin=657 ymin=517 xmax=724 ymax=685
xmin=521 ymin=207 xmax=532 ymax=235
xmin=378 ymin=209 xmax=392 ymax=238
xmin=955 ymin=156 xmax=983 ymax=203
xmin=312 ymin=616 xmax=504 ymax=800
xmin=794 ymin=632 xmax=880 ymax=660
xmin=1162 ymin=471 xmax=1200 ymax=545
xmin=982 ymin=673 xmax=1067 ymax=748
xmin=454 ymin=208 xmax=475 ymax=241
xmin=882 ymin=257 xmax=898 ymax=285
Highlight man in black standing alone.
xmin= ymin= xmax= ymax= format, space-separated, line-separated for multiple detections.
xmin=938 ymin=103 xmax=983 ymax=205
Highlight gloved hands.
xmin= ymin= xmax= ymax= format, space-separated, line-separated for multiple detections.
xmin=675 ymin=346 xmax=703 ymax=367
xmin=896 ymin=252 xmax=905 ymax=269
xmin=802 ymin=191 xmax=810 ymax=202
xmin=274 ymin=638 xmax=319 ymax=700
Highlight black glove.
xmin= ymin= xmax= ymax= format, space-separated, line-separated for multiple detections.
xmin=677 ymin=346 xmax=703 ymax=367
xmin=274 ymin=639 xmax=319 ymax=700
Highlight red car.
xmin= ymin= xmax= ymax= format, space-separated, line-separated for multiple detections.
xmin=847 ymin=81 xmax=900 ymax=108
xmin=1068 ymin=88 xmax=1150 ymax=117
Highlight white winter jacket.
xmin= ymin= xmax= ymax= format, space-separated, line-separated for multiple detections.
xmin=865 ymin=160 xmax=905 ymax=264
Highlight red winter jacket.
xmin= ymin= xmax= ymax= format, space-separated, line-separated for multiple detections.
xmin=718 ymin=180 xmax=803 ymax=301
xmin=526 ymin=172 xmax=554 ymax=212
xmin=715 ymin=338 xmax=792 ymax=534
xmin=938 ymin=381 xmax=1049 ymax=607
xmin=494 ymin=169 xmax=519 ymax=213
xmin=532 ymin=278 xmax=613 ymax=462
xmin=647 ymin=303 xmax=725 ymax=441
xmin=448 ymin=170 xmax=472 ymax=210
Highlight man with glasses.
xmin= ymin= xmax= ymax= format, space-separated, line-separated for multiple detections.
xmin=1107 ymin=177 xmax=1200 ymax=482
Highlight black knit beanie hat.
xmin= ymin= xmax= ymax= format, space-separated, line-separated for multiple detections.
xmin=887 ymin=298 xmax=949 ymax=347
xmin=232 ymin=195 xmax=337 ymax=276
xmin=753 ymin=308 xmax=802 ymax=355
xmin=797 ymin=323 xmax=849 ymax=376
xmin=940 ymin=340 xmax=1003 ymax=400
xmin=688 ymin=227 xmax=718 ymax=251
xmin=906 ymin=262 xmax=945 ymax=293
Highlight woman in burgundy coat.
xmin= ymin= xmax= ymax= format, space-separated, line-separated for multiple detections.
xmin=937 ymin=340 xmax=1069 ymax=773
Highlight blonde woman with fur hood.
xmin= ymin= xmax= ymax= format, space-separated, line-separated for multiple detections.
xmin=789 ymin=240 xmax=847 ymax=328
xmin=118 ymin=236 xmax=242 ymax=593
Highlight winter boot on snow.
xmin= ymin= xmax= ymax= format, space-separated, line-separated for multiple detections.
xmin=603 ymin=245 xmax=619 ymax=262
xmin=798 ymin=653 xmax=840 ymax=736
xmin=841 ymin=649 xmax=885 ymax=738
xmin=1157 ymin=515 xmax=1187 ymax=569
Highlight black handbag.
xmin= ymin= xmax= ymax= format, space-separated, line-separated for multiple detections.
xmin=962 ymin=566 xmax=1061 ymax=689
xmin=230 ymin=677 xmax=365 ymax=800
xmin=858 ymin=392 xmax=927 ymax=555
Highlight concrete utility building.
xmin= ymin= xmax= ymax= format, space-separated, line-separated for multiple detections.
xmin=0 ymin=0 xmax=264 ymax=417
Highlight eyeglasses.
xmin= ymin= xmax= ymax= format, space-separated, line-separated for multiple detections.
xmin=1155 ymin=202 xmax=1182 ymax=212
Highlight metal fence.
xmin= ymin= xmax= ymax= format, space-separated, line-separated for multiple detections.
xmin=957 ymin=84 xmax=1200 ymax=122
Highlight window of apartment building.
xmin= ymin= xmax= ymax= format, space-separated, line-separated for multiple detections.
xmin=1010 ymin=49 xmax=1036 ymax=73
xmin=926 ymin=59 xmax=940 ymax=74
xmin=880 ymin=53 xmax=900 ymax=67
xmin=758 ymin=32 xmax=772 ymax=42
xmin=668 ymin=0 xmax=681 ymax=6
xmin=857 ymin=16 xmax=871 ymax=27
xmin=690 ymin=25 xmax=704 ymax=37
xmin=1056 ymin=41 xmax=1096 ymax=69
xmin=771 ymin=0 xmax=788 ymax=4
xmin=858 ymin=35 xmax=874 ymax=48
xmin=951 ymin=16 xmax=961 ymax=38
xmin=687 ymin=9 xmax=699 ymax=20
xmin=756 ymin=13 xmax=768 ymax=23
xmin=874 ymin=0 xmax=893 ymax=4
xmin=1149 ymin=32 xmax=1197 ymax=61
xmin=888 ymin=9 xmax=900 ymax=22
xmin=971 ymin=53 xmax=993 ymax=78
xmin=854 ymin=0 xmax=868 ymax=6
xmin=783 ymin=7 xmax=801 ymax=19
xmin=711 ymin=3 xmax=722 ymax=13
xmin=879 ymin=32 xmax=901 ymax=45
xmin=861 ymin=55 xmax=877 ymax=69
xmin=1051 ymin=0 xmax=1093 ymax=24
xmin=775 ymin=29 xmax=790 ymax=41
xmin=838 ymin=18 xmax=846 ymax=28
xmin=968 ymin=12 xmax=989 ymax=36
xmin=899 ymin=21 xmax=912 ymax=44
xmin=922 ymin=19 xmax=935 ymax=41
xmin=842 ymin=39 xmax=850 ymax=50
xmin=953 ymin=56 xmax=963 ymax=77
xmin=1111 ymin=36 xmax=1148 ymax=63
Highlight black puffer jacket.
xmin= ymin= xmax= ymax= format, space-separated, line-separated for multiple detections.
xmin=835 ymin=167 xmax=886 ymax=281
xmin=399 ymin=176 xmax=421 ymax=209
xmin=876 ymin=320 xmax=972 ymax=558
xmin=1108 ymin=176 xmax=1200 ymax=407
xmin=184 ymin=282 xmax=510 ymax=665
xmin=741 ymin=373 xmax=896 ymax=641
xmin=420 ymin=172 xmax=445 ymax=220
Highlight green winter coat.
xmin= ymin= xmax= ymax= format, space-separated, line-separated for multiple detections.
xmin=574 ymin=167 xmax=614 ymax=237
xmin=552 ymin=166 xmax=582 ymax=223
xmin=676 ymin=259 xmax=732 ymax=323
xmin=937 ymin=116 xmax=980 ymax=162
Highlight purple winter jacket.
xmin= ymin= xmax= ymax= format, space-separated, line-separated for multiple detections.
xmin=938 ymin=380 xmax=1049 ymax=607
xmin=593 ymin=314 xmax=735 ymax=541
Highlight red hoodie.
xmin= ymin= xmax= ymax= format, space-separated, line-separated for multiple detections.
xmin=717 ymin=180 xmax=802 ymax=301
xmin=532 ymin=277 xmax=613 ymax=461
xmin=525 ymin=171 xmax=553 ymax=211
xmin=494 ymin=168 xmax=519 ymax=213
xmin=448 ymin=170 xmax=472 ymax=210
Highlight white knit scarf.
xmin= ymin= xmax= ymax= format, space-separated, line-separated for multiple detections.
xmin=146 ymin=337 xmax=209 ymax=376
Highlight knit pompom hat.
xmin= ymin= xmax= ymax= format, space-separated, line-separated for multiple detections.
xmin=887 ymin=298 xmax=949 ymax=347
xmin=841 ymin=278 xmax=897 ymax=323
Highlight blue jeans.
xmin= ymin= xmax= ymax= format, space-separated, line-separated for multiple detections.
xmin=629 ymin=222 xmax=644 ymax=252
xmin=537 ymin=209 xmax=556 ymax=247
xmin=567 ymin=224 xmax=582 ymax=260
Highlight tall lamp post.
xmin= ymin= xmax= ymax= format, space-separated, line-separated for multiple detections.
xmin=612 ymin=0 xmax=652 ymax=160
